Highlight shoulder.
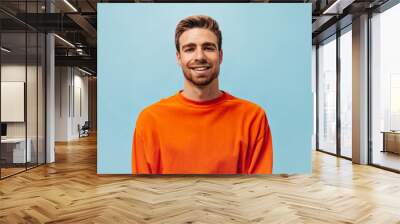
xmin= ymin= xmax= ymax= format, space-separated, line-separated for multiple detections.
xmin=136 ymin=94 xmax=177 ymax=123
xmin=226 ymin=93 xmax=267 ymax=116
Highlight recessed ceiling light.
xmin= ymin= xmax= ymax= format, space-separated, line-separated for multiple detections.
xmin=323 ymin=0 xmax=354 ymax=15
xmin=63 ymin=0 xmax=78 ymax=12
xmin=1 ymin=47 xmax=11 ymax=53
xmin=78 ymin=67 xmax=93 ymax=76
xmin=54 ymin=34 xmax=75 ymax=48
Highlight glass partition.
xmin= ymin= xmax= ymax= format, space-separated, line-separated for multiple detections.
xmin=27 ymin=30 xmax=38 ymax=169
xmin=38 ymin=32 xmax=45 ymax=165
xmin=26 ymin=0 xmax=44 ymax=169
xmin=371 ymin=3 xmax=400 ymax=171
xmin=317 ymin=35 xmax=337 ymax=154
xmin=339 ymin=27 xmax=352 ymax=158
xmin=1 ymin=31 xmax=28 ymax=177
xmin=0 ymin=1 xmax=46 ymax=179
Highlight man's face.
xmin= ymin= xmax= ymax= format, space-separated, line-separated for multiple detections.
xmin=176 ymin=28 xmax=223 ymax=87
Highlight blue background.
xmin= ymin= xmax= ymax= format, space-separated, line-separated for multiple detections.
xmin=98 ymin=3 xmax=312 ymax=174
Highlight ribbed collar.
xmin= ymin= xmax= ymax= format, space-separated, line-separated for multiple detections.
xmin=176 ymin=90 xmax=231 ymax=107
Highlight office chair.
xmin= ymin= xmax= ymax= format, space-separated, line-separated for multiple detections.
xmin=79 ymin=121 xmax=90 ymax=138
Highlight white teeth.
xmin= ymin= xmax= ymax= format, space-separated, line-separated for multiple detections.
xmin=193 ymin=67 xmax=209 ymax=71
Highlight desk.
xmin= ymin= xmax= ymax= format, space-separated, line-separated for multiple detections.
xmin=1 ymin=138 xmax=31 ymax=163
xmin=381 ymin=131 xmax=400 ymax=154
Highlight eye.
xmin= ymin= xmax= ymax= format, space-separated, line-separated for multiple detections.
xmin=184 ymin=48 xmax=194 ymax=52
xmin=204 ymin=46 xmax=216 ymax=51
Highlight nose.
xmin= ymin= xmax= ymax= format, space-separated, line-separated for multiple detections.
xmin=194 ymin=48 xmax=206 ymax=60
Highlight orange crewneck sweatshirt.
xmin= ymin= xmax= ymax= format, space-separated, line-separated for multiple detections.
xmin=132 ymin=91 xmax=273 ymax=174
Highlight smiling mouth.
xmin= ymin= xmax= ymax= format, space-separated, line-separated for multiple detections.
xmin=190 ymin=66 xmax=211 ymax=71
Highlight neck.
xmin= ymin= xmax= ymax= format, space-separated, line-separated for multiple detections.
xmin=182 ymin=78 xmax=222 ymax=102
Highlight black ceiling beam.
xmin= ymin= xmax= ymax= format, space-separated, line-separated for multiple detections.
xmin=55 ymin=55 xmax=96 ymax=70
xmin=0 ymin=7 xmax=38 ymax=31
xmin=25 ymin=13 xmax=80 ymax=32
xmin=86 ymin=0 xmax=97 ymax=11
xmin=0 ymin=18 xmax=27 ymax=31
xmin=153 ymin=0 xmax=251 ymax=2
xmin=55 ymin=47 xmax=97 ymax=57
xmin=11 ymin=13 xmax=83 ymax=32
xmin=267 ymin=1 xmax=309 ymax=2
xmin=312 ymin=15 xmax=337 ymax=38
xmin=374 ymin=0 xmax=400 ymax=12
xmin=312 ymin=14 xmax=352 ymax=44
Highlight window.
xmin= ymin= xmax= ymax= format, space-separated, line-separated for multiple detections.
xmin=318 ymin=36 xmax=337 ymax=154
xmin=339 ymin=28 xmax=352 ymax=158
xmin=371 ymin=2 xmax=400 ymax=171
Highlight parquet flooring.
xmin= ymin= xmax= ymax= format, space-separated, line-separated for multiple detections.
xmin=1 ymin=134 xmax=400 ymax=223
xmin=1 ymin=163 xmax=44 ymax=178
xmin=0 ymin=167 xmax=26 ymax=178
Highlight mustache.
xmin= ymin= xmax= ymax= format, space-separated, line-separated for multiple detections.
xmin=188 ymin=59 xmax=210 ymax=68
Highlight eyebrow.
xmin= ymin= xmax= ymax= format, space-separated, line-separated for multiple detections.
xmin=181 ymin=42 xmax=218 ymax=49
xmin=202 ymin=42 xmax=217 ymax=48
xmin=181 ymin=43 xmax=196 ymax=49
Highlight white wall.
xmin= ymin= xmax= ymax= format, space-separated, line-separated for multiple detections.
xmin=55 ymin=67 xmax=89 ymax=141
xmin=1 ymin=65 xmax=26 ymax=136
xmin=55 ymin=66 xmax=70 ymax=141
xmin=70 ymin=72 xmax=89 ymax=138
xmin=1 ymin=65 xmax=42 ymax=137
xmin=1 ymin=64 xmax=46 ymax=163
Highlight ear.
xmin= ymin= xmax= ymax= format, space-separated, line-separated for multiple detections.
xmin=176 ymin=51 xmax=182 ymax=66
xmin=219 ymin=49 xmax=223 ymax=64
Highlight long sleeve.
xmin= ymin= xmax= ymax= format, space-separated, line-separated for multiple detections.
xmin=247 ymin=114 xmax=273 ymax=174
xmin=131 ymin=92 xmax=272 ymax=174
xmin=132 ymin=128 xmax=152 ymax=174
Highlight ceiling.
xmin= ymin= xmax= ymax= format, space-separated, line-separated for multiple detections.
xmin=0 ymin=0 xmax=393 ymax=74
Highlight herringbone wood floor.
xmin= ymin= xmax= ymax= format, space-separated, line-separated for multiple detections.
xmin=1 ymin=134 xmax=400 ymax=224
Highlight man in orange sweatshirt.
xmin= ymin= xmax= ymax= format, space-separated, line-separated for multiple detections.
xmin=132 ymin=15 xmax=273 ymax=174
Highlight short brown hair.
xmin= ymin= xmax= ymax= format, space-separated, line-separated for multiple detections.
xmin=175 ymin=15 xmax=222 ymax=52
